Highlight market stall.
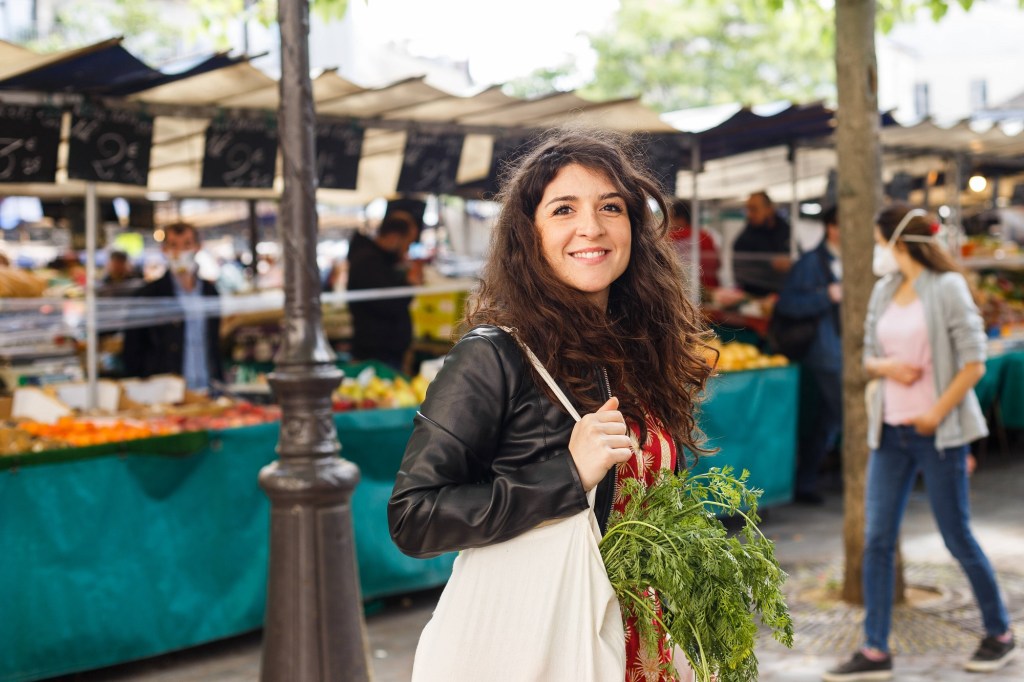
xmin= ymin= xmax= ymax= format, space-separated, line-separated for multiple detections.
xmin=0 ymin=361 xmax=798 ymax=682
xmin=976 ymin=344 xmax=1024 ymax=431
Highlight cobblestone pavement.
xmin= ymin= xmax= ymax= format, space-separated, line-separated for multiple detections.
xmin=45 ymin=451 xmax=1024 ymax=681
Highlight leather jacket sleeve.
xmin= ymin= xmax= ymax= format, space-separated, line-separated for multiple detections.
xmin=388 ymin=327 xmax=589 ymax=558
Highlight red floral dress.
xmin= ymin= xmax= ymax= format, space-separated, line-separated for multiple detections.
xmin=615 ymin=411 xmax=680 ymax=682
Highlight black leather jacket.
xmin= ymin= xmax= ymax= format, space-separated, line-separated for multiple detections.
xmin=388 ymin=325 xmax=618 ymax=559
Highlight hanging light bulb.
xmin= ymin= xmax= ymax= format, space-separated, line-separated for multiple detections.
xmin=968 ymin=175 xmax=988 ymax=192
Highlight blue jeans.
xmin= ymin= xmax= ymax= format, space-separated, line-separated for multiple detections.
xmin=862 ymin=425 xmax=1010 ymax=652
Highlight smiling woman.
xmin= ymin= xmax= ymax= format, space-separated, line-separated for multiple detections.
xmin=389 ymin=128 xmax=717 ymax=680
xmin=535 ymin=163 xmax=632 ymax=308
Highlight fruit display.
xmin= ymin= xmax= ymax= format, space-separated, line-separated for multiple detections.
xmin=976 ymin=271 xmax=1024 ymax=337
xmin=961 ymin=235 xmax=1021 ymax=259
xmin=17 ymin=417 xmax=177 ymax=448
xmin=0 ymin=426 xmax=66 ymax=455
xmin=145 ymin=402 xmax=281 ymax=433
xmin=332 ymin=373 xmax=431 ymax=411
xmin=704 ymin=337 xmax=789 ymax=372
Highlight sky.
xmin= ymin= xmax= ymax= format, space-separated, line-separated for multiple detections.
xmin=349 ymin=0 xmax=620 ymax=85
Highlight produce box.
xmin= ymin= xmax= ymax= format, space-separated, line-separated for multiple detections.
xmin=411 ymin=291 xmax=467 ymax=341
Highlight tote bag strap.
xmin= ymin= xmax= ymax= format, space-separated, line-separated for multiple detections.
xmin=498 ymin=326 xmax=581 ymax=422
xmin=498 ymin=327 xmax=599 ymax=508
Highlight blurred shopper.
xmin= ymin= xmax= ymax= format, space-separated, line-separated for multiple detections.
xmin=824 ymin=205 xmax=1015 ymax=681
xmin=98 ymin=249 xmax=143 ymax=298
xmin=732 ymin=191 xmax=792 ymax=297
xmin=323 ymin=259 xmax=347 ymax=294
xmin=668 ymin=198 xmax=720 ymax=290
xmin=122 ymin=222 xmax=223 ymax=391
xmin=346 ymin=211 xmax=423 ymax=372
xmin=773 ymin=206 xmax=842 ymax=505
xmin=103 ymin=250 xmax=139 ymax=284
xmin=46 ymin=249 xmax=86 ymax=286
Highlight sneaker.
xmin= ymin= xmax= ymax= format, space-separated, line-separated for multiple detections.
xmin=964 ymin=634 xmax=1017 ymax=672
xmin=822 ymin=651 xmax=893 ymax=681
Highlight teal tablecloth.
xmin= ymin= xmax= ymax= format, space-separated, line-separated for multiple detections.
xmin=0 ymin=365 xmax=799 ymax=681
xmin=693 ymin=365 xmax=799 ymax=508
xmin=975 ymin=350 xmax=1024 ymax=430
xmin=0 ymin=411 xmax=451 ymax=682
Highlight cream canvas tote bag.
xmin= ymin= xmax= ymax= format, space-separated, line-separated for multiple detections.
xmin=410 ymin=335 xmax=626 ymax=682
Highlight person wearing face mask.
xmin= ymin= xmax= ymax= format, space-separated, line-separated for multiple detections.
xmin=122 ymin=222 xmax=223 ymax=390
xmin=345 ymin=210 xmax=424 ymax=373
xmin=824 ymin=205 xmax=1015 ymax=681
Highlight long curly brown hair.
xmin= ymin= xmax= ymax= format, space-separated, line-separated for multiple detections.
xmin=464 ymin=127 xmax=716 ymax=462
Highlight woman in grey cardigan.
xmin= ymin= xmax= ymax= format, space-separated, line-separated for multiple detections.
xmin=824 ymin=205 xmax=1015 ymax=682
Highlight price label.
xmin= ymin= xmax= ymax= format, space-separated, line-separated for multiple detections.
xmin=397 ymin=131 xmax=465 ymax=194
xmin=0 ymin=105 xmax=62 ymax=184
xmin=201 ymin=118 xmax=278 ymax=189
xmin=67 ymin=108 xmax=153 ymax=186
xmin=316 ymin=122 xmax=364 ymax=190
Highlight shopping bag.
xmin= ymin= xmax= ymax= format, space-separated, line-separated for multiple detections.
xmin=766 ymin=310 xmax=819 ymax=360
xmin=411 ymin=488 xmax=625 ymax=682
xmin=411 ymin=329 xmax=626 ymax=681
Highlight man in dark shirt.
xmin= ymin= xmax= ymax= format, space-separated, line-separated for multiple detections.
xmin=731 ymin=191 xmax=793 ymax=297
xmin=346 ymin=212 xmax=422 ymax=372
xmin=122 ymin=222 xmax=222 ymax=390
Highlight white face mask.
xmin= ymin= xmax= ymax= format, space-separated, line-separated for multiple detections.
xmin=872 ymin=208 xmax=929 ymax=278
xmin=872 ymin=244 xmax=899 ymax=277
xmin=168 ymin=250 xmax=196 ymax=274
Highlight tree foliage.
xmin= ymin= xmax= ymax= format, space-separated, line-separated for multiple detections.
xmin=188 ymin=0 xmax=350 ymax=49
xmin=509 ymin=0 xmax=835 ymax=112
xmin=506 ymin=0 xmax=1021 ymax=111
xmin=20 ymin=0 xmax=352 ymax=60
xmin=23 ymin=0 xmax=186 ymax=63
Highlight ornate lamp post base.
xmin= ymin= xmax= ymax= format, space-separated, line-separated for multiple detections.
xmin=260 ymin=367 xmax=372 ymax=681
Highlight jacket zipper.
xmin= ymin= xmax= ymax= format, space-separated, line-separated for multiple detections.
xmin=600 ymin=366 xmax=618 ymax=506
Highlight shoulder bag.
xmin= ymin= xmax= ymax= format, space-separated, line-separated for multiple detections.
xmin=410 ymin=332 xmax=626 ymax=682
xmin=767 ymin=248 xmax=836 ymax=360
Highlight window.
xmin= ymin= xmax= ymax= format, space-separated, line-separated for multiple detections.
xmin=970 ymin=79 xmax=988 ymax=111
xmin=913 ymin=82 xmax=930 ymax=119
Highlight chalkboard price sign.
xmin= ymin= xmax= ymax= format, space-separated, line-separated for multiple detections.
xmin=0 ymin=105 xmax=62 ymax=184
xmin=67 ymin=108 xmax=154 ymax=186
xmin=636 ymin=133 xmax=690 ymax=196
xmin=480 ymin=134 xmax=540 ymax=196
xmin=316 ymin=122 xmax=364 ymax=190
xmin=397 ymin=131 xmax=465 ymax=194
xmin=201 ymin=118 xmax=278 ymax=189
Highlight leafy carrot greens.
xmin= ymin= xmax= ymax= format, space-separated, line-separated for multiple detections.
xmin=599 ymin=466 xmax=794 ymax=682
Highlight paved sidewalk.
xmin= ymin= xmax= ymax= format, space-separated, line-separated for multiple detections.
xmin=46 ymin=452 xmax=1024 ymax=681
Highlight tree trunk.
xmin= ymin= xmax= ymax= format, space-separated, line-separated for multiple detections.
xmin=834 ymin=0 xmax=881 ymax=605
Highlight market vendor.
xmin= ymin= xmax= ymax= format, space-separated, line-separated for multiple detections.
xmin=122 ymin=222 xmax=223 ymax=390
xmin=732 ymin=191 xmax=793 ymax=297
xmin=346 ymin=211 xmax=423 ymax=373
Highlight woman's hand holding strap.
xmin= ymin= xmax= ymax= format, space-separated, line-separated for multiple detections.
xmin=569 ymin=396 xmax=633 ymax=491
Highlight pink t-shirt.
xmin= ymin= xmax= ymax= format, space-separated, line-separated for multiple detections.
xmin=877 ymin=297 xmax=937 ymax=425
